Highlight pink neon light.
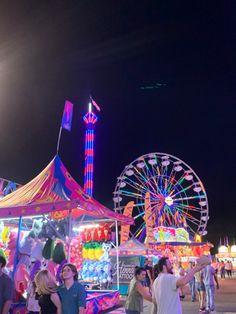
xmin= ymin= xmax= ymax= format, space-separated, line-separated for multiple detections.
xmin=85 ymin=134 xmax=94 ymax=141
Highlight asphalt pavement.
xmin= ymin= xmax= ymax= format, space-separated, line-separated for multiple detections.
xmin=106 ymin=276 xmax=236 ymax=313
xmin=125 ymin=276 xmax=236 ymax=314
xmin=182 ymin=276 xmax=236 ymax=314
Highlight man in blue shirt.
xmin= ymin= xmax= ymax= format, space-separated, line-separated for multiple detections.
xmin=58 ymin=263 xmax=86 ymax=314
xmin=202 ymin=263 xmax=219 ymax=313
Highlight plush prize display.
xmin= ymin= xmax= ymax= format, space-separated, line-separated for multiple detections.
xmin=80 ymin=225 xmax=111 ymax=244
xmin=80 ymin=224 xmax=113 ymax=286
xmin=0 ymin=248 xmax=6 ymax=260
xmin=14 ymin=234 xmax=35 ymax=293
xmin=6 ymin=231 xmax=18 ymax=268
xmin=100 ymin=243 xmax=111 ymax=262
xmin=82 ymin=242 xmax=103 ymax=260
xmin=64 ymin=237 xmax=83 ymax=271
xmin=42 ymin=238 xmax=55 ymax=260
xmin=80 ymin=260 xmax=112 ymax=288
xmin=41 ymin=238 xmax=67 ymax=282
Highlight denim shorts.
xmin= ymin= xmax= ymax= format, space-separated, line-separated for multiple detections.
xmin=196 ymin=282 xmax=205 ymax=291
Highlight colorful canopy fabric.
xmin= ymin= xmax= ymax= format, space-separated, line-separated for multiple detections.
xmin=110 ymin=238 xmax=156 ymax=256
xmin=0 ymin=155 xmax=133 ymax=225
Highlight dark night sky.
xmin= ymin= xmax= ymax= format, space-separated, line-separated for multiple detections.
xmin=0 ymin=1 xmax=235 ymax=250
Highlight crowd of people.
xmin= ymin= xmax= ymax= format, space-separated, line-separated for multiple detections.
xmin=0 ymin=251 xmax=234 ymax=314
xmin=217 ymin=260 xmax=234 ymax=278
xmin=125 ymin=256 xmax=224 ymax=314
xmin=0 ymin=255 xmax=86 ymax=314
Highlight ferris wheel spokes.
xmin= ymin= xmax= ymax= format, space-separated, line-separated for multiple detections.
xmin=114 ymin=152 xmax=209 ymax=241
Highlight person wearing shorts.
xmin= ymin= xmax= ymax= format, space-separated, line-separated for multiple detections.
xmin=195 ymin=270 xmax=206 ymax=311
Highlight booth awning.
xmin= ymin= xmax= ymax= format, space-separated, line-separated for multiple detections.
xmin=0 ymin=155 xmax=133 ymax=225
xmin=110 ymin=238 xmax=156 ymax=256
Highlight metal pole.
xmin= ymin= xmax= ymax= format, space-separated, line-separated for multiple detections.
xmin=115 ymin=220 xmax=120 ymax=290
xmin=67 ymin=210 xmax=72 ymax=262
xmin=13 ymin=216 xmax=22 ymax=278
xmin=56 ymin=127 xmax=62 ymax=154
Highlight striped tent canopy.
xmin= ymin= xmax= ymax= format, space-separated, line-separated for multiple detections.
xmin=0 ymin=155 xmax=133 ymax=225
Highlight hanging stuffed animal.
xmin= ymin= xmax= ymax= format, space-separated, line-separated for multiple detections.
xmin=94 ymin=243 xmax=103 ymax=260
xmin=97 ymin=227 xmax=105 ymax=242
xmin=100 ymin=242 xmax=112 ymax=262
xmin=14 ymin=235 xmax=35 ymax=293
xmin=42 ymin=238 xmax=55 ymax=260
xmin=6 ymin=231 xmax=17 ymax=269
xmin=103 ymin=225 xmax=111 ymax=242
xmin=52 ymin=242 xmax=67 ymax=284
xmin=100 ymin=262 xmax=112 ymax=288
xmin=91 ymin=228 xmax=98 ymax=242
xmin=80 ymin=261 xmax=90 ymax=281
xmin=28 ymin=219 xmax=43 ymax=238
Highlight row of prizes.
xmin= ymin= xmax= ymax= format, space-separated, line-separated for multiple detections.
xmin=81 ymin=225 xmax=111 ymax=243
xmin=81 ymin=260 xmax=112 ymax=289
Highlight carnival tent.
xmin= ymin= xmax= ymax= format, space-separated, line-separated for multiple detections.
xmin=110 ymin=238 xmax=156 ymax=256
xmin=0 ymin=155 xmax=133 ymax=225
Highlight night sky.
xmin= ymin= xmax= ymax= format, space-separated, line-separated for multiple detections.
xmin=0 ymin=1 xmax=235 ymax=251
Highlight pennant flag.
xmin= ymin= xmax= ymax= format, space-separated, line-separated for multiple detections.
xmin=3 ymin=181 xmax=17 ymax=196
xmin=90 ymin=97 xmax=101 ymax=112
xmin=61 ymin=100 xmax=73 ymax=131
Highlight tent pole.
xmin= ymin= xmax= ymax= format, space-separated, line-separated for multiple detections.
xmin=56 ymin=127 xmax=62 ymax=154
xmin=67 ymin=210 xmax=72 ymax=262
xmin=115 ymin=220 xmax=120 ymax=290
xmin=13 ymin=216 xmax=22 ymax=278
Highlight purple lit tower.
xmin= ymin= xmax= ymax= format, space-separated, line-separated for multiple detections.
xmin=83 ymin=101 xmax=98 ymax=196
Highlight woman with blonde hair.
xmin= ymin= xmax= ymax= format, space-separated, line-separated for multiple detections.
xmin=35 ymin=269 xmax=61 ymax=314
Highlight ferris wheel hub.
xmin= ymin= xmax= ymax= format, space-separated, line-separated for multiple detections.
xmin=165 ymin=196 xmax=174 ymax=206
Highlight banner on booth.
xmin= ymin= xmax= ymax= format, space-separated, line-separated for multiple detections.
xmin=111 ymin=256 xmax=140 ymax=284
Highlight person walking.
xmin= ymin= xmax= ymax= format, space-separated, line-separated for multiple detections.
xmin=225 ymin=260 xmax=231 ymax=277
xmin=194 ymin=269 xmax=206 ymax=312
xmin=125 ymin=267 xmax=153 ymax=314
xmin=229 ymin=261 xmax=233 ymax=277
xmin=220 ymin=261 xmax=225 ymax=279
xmin=186 ymin=261 xmax=196 ymax=302
xmin=152 ymin=255 xmax=210 ymax=314
xmin=58 ymin=263 xmax=86 ymax=314
xmin=202 ymin=263 xmax=219 ymax=313
xmin=0 ymin=255 xmax=14 ymax=314
xmin=35 ymin=269 xmax=61 ymax=314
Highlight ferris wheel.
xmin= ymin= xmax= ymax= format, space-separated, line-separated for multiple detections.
xmin=113 ymin=153 xmax=209 ymax=241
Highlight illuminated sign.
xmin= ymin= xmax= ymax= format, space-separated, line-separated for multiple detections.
xmin=153 ymin=226 xmax=189 ymax=242
xmin=218 ymin=245 xmax=228 ymax=253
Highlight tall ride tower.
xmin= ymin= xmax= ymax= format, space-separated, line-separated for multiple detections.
xmin=83 ymin=102 xmax=98 ymax=196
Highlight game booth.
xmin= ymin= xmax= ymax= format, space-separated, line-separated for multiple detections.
xmin=148 ymin=226 xmax=212 ymax=268
xmin=109 ymin=238 xmax=158 ymax=294
xmin=0 ymin=155 xmax=133 ymax=314
xmin=216 ymin=245 xmax=236 ymax=271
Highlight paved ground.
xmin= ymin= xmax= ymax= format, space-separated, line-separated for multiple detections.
xmin=181 ymin=276 xmax=236 ymax=314
xmin=107 ymin=276 xmax=236 ymax=314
